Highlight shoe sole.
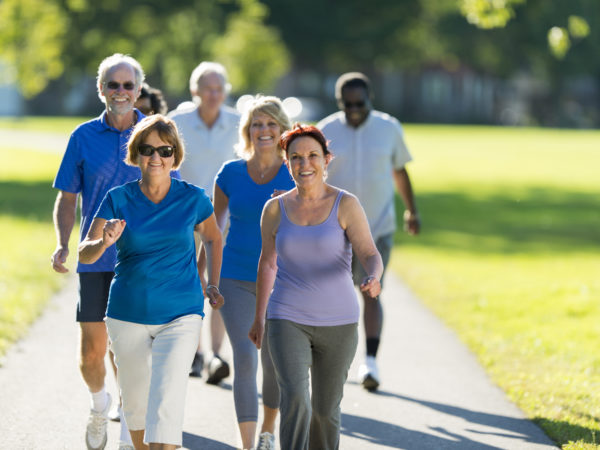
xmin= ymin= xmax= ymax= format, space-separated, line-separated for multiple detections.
xmin=206 ymin=363 xmax=230 ymax=385
xmin=361 ymin=374 xmax=379 ymax=392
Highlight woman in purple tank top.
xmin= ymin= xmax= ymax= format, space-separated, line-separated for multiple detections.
xmin=249 ymin=124 xmax=383 ymax=450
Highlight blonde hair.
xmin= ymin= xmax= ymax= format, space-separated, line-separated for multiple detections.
xmin=126 ymin=115 xmax=185 ymax=169
xmin=235 ymin=95 xmax=291 ymax=159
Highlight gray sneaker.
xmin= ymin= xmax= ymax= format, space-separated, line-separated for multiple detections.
xmin=85 ymin=393 xmax=111 ymax=450
xmin=257 ymin=431 xmax=276 ymax=450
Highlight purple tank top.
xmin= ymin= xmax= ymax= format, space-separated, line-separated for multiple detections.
xmin=267 ymin=190 xmax=359 ymax=326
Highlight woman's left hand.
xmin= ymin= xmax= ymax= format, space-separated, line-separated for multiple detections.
xmin=205 ymin=285 xmax=224 ymax=310
xmin=360 ymin=276 xmax=381 ymax=299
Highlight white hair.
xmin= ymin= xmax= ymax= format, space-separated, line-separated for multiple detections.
xmin=96 ymin=53 xmax=145 ymax=102
xmin=189 ymin=61 xmax=231 ymax=96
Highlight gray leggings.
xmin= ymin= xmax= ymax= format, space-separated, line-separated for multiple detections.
xmin=268 ymin=319 xmax=358 ymax=450
xmin=219 ymin=278 xmax=279 ymax=423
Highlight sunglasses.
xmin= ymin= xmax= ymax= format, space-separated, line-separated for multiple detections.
xmin=104 ymin=81 xmax=136 ymax=91
xmin=344 ymin=100 xmax=366 ymax=108
xmin=138 ymin=144 xmax=175 ymax=158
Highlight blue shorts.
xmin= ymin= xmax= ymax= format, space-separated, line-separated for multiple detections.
xmin=77 ymin=272 xmax=114 ymax=322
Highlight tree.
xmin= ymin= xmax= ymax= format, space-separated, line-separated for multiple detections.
xmin=0 ymin=0 xmax=67 ymax=97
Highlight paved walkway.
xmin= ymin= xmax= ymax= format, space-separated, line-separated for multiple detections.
xmin=0 ymin=272 xmax=557 ymax=449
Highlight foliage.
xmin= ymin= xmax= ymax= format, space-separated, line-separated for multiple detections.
xmin=0 ymin=0 xmax=67 ymax=97
xmin=394 ymin=124 xmax=600 ymax=448
xmin=212 ymin=0 xmax=290 ymax=93
xmin=0 ymin=0 xmax=289 ymax=98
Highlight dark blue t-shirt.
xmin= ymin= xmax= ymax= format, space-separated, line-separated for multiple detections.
xmin=215 ymin=159 xmax=295 ymax=282
xmin=96 ymin=178 xmax=212 ymax=324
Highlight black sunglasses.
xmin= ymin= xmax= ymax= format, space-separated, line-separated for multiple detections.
xmin=344 ymin=100 xmax=366 ymax=108
xmin=138 ymin=144 xmax=175 ymax=158
xmin=105 ymin=81 xmax=136 ymax=91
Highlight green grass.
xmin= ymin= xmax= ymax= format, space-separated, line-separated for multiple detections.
xmin=0 ymin=146 xmax=77 ymax=358
xmin=0 ymin=116 xmax=91 ymax=134
xmin=393 ymin=124 xmax=600 ymax=449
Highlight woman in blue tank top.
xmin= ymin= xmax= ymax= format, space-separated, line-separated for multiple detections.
xmin=213 ymin=96 xmax=295 ymax=449
xmin=249 ymin=124 xmax=384 ymax=450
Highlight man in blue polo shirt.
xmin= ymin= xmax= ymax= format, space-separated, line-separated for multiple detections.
xmin=51 ymin=53 xmax=145 ymax=450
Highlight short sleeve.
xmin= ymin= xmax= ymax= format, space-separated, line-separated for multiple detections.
xmin=53 ymin=132 xmax=83 ymax=193
xmin=195 ymin=187 xmax=214 ymax=225
xmin=390 ymin=118 xmax=413 ymax=170
xmin=215 ymin=161 xmax=230 ymax=197
xmin=95 ymin=190 xmax=116 ymax=221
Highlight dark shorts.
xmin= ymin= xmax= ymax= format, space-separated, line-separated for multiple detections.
xmin=77 ymin=272 xmax=114 ymax=322
xmin=351 ymin=233 xmax=394 ymax=288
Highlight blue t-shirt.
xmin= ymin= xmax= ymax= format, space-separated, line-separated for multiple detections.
xmin=96 ymin=178 xmax=213 ymax=325
xmin=53 ymin=111 xmax=143 ymax=273
xmin=215 ymin=159 xmax=295 ymax=282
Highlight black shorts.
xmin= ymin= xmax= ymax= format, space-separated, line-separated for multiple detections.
xmin=77 ymin=272 xmax=114 ymax=322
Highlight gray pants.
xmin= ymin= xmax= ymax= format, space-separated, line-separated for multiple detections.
xmin=219 ymin=278 xmax=279 ymax=422
xmin=268 ymin=319 xmax=358 ymax=450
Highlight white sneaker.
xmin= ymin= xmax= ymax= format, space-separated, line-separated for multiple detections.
xmin=85 ymin=392 xmax=111 ymax=450
xmin=257 ymin=431 xmax=276 ymax=450
xmin=118 ymin=442 xmax=135 ymax=450
xmin=357 ymin=356 xmax=380 ymax=392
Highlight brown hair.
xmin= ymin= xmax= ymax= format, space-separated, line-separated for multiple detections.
xmin=126 ymin=115 xmax=184 ymax=169
xmin=280 ymin=123 xmax=331 ymax=157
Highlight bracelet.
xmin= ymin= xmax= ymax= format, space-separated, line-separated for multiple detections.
xmin=403 ymin=210 xmax=419 ymax=221
xmin=206 ymin=284 xmax=220 ymax=293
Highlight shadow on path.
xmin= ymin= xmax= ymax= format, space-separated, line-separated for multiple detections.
xmin=341 ymin=389 xmax=556 ymax=449
xmin=183 ymin=432 xmax=237 ymax=449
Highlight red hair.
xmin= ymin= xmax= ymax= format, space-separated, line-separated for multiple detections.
xmin=279 ymin=123 xmax=331 ymax=157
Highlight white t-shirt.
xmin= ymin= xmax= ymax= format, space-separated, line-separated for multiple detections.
xmin=317 ymin=110 xmax=412 ymax=238
xmin=169 ymin=104 xmax=240 ymax=197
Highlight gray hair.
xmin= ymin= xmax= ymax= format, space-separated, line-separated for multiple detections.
xmin=96 ymin=53 xmax=145 ymax=102
xmin=189 ymin=61 xmax=231 ymax=96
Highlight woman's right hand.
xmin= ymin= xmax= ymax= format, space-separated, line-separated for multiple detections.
xmin=102 ymin=219 xmax=126 ymax=248
xmin=206 ymin=285 xmax=224 ymax=310
xmin=248 ymin=317 xmax=265 ymax=349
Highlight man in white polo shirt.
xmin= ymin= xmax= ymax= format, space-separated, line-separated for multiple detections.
xmin=318 ymin=72 xmax=420 ymax=392
xmin=169 ymin=61 xmax=240 ymax=384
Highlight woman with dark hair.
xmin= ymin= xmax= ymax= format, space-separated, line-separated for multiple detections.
xmin=249 ymin=123 xmax=383 ymax=450
xmin=79 ymin=114 xmax=223 ymax=449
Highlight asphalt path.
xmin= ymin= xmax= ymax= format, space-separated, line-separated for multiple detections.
xmin=0 ymin=273 xmax=557 ymax=449
xmin=1 ymin=128 xmax=557 ymax=448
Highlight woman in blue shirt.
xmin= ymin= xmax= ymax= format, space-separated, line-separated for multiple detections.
xmin=79 ymin=115 xmax=223 ymax=449
xmin=213 ymin=96 xmax=294 ymax=450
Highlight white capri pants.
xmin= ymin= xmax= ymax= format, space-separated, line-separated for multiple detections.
xmin=106 ymin=314 xmax=202 ymax=445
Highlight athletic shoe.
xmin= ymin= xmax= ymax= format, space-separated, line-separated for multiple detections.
xmin=107 ymin=403 xmax=120 ymax=422
xmin=357 ymin=356 xmax=380 ymax=392
xmin=118 ymin=442 xmax=135 ymax=450
xmin=85 ymin=392 xmax=111 ymax=450
xmin=190 ymin=352 xmax=204 ymax=377
xmin=206 ymin=355 xmax=230 ymax=385
xmin=257 ymin=431 xmax=276 ymax=450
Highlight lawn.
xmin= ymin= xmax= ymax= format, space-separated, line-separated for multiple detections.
xmin=394 ymin=124 xmax=600 ymax=449
xmin=0 ymin=146 xmax=77 ymax=358
xmin=0 ymin=120 xmax=598 ymax=449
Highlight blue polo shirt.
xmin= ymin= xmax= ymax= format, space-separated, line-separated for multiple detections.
xmin=96 ymin=179 xmax=212 ymax=324
xmin=53 ymin=110 xmax=179 ymax=273
xmin=215 ymin=159 xmax=295 ymax=282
